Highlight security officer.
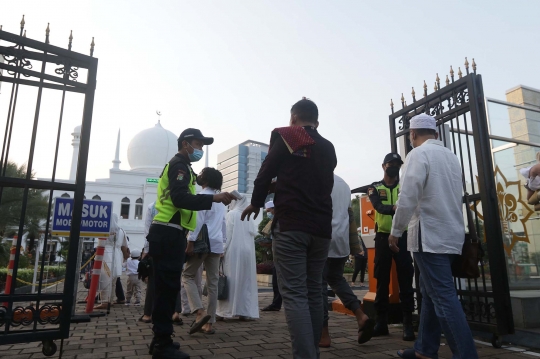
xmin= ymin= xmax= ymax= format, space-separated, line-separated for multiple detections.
xmin=147 ymin=128 xmax=234 ymax=359
xmin=367 ymin=152 xmax=415 ymax=341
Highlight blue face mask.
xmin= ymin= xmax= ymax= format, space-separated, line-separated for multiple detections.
xmin=267 ymin=212 xmax=274 ymax=219
xmin=188 ymin=143 xmax=204 ymax=162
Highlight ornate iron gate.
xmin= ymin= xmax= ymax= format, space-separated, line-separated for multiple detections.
xmin=389 ymin=59 xmax=514 ymax=346
xmin=0 ymin=17 xmax=97 ymax=356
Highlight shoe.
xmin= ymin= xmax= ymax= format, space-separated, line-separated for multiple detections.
xmin=529 ymin=190 xmax=540 ymax=205
xmin=139 ymin=315 xmax=152 ymax=323
xmin=402 ymin=312 xmax=416 ymax=341
xmin=148 ymin=338 xmax=181 ymax=356
xmin=151 ymin=342 xmax=188 ymax=359
xmin=134 ymin=301 xmax=141 ymax=307
xmin=261 ymin=305 xmax=280 ymax=312
xmin=125 ymin=302 xmax=130 ymax=306
xmin=372 ymin=314 xmax=389 ymax=337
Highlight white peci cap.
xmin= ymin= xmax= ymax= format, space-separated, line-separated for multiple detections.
xmin=410 ymin=113 xmax=437 ymax=130
xmin=265 ymin=201 xmax=274 ymax=209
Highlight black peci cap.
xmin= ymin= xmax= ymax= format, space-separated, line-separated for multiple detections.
xmin=178 ymin=128 xmax=214 ymax=145
xmin=383 ymin=152 xmax=403 ymax=165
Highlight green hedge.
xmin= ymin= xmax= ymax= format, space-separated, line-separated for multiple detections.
xmin=0 ymin=266 xmax=66 ymax=289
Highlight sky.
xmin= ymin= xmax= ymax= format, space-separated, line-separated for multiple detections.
xmin=1 ymin=0 xmax=539 ymax=190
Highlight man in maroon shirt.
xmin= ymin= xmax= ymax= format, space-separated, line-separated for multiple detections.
xmin=242 ymin=98 xmax=337 ymax=359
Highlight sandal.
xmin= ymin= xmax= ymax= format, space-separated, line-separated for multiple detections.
xmin=172 ymin=317 xmax=183 ymax=326
xmin=94 ymin=303 xmax=109 ymax=310
xmin=188 ymin=315 xmax=211 ymax=335
xmin=357 ymin=318 xmax=375 ymax=344
xmin=113 ymin=300 xmax=126 ymax=305
xmin=397 ymin=348 xmax=418 ymax=358
xmin=199 ymin=327 xmax=215 ymax=334
xmin=139 ymin=315 xmax=152 ymax=323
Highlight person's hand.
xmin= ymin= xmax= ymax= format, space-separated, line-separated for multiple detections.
xmin=213 ymin=192 xmax=236 ymax=205
xmin=392 ymin=205 xmax=397 ymax=211
xmin=241 ymin=204 xmax=260 ymax=221
xmin=186 ymin=241 xmax=195 ymax=256
xmin=220 ymin=253 xmax=224 ymax=258
xmin=359 ymin=251 xmax=364 ymax=256
xmin=388 ymin=235 xmax=400 ymax=253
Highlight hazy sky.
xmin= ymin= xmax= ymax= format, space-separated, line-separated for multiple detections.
xmin=1 ymin=0 xmax=539 ymax=190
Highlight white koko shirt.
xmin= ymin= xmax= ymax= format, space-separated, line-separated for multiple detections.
xmin=188 ymin=187 xmax=227 ymax=254
xmin=328 ymin=174 xmax=352 ymax=258
xmin=391 ymin=139 xmax=465 ymax=254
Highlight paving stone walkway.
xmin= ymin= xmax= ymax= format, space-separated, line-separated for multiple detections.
xmin=1 ymin=277 xmax=539 ymax=359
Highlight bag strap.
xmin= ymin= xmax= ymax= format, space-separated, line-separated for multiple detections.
xmin=219 ymin=257 xmax=224 ymax=275
xmin=463 ymin=192 xmax=479 ymax=242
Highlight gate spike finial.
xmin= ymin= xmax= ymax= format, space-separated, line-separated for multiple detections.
xmin=401 ymin=93 xmax=405 ymax=108
xmin=472 ymin=58 xmax=477 ymax=73
xmin=23 ymin=30 xmax=27 ymax=38
xmin=411 ymin=87 xmax=416 ymax=102
xmin=450 ymin=66 xmax=454 ymax=82
xmin=68 ymin=30 xmax=73 ymax=50
xmin=465 ymin=57 xmax=469 ymax=75
xmin=404 ymin=100 xmax=407 ymax=107
xmin=45 ymin=23 xmax=50 ymax=44
xmin=434 ymin=82 xmax=437 ymax=92
xmin=1 ymin=25 xmax=3 ymax=31
xmin=458 ymin=67 xmax=463 ymax=79
xmin=446 ymin=74 xmax=450 ymax=86
xmin=90 ymin=37 xmax=95 ymax=56
xmin=390 ymin=99 xmax=394 ymax=113
xmin=423 ymin=80 xmax=427 ymax=97
xmin=20 ymin=15 xmax=25 ymax=29
xmin=436 ymin=73 xmax=440 ymax=90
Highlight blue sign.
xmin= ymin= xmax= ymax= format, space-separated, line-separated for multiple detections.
xmin=52 ymin=198 xmax=113 ymax=237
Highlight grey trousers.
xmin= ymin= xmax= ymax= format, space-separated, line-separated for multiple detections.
xmin=182 ymin=252 xmax=220 ymax=323
xmin=176 ymin=265 xmax=203 ymax=313
xmin=322 ymin=256 xmax=362 ymax=327
xmin=273 ymin=227 xmax=330 ymax=359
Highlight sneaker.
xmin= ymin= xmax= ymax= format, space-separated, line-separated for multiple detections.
xmin=125 ymin=302 xmax=131 ymax=306
xmin=152 ymin=342 xmax=189 ymax=359
xmin=134 ymin=301 xmax=141 ymax=307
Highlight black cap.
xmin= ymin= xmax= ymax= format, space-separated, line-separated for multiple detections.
xmin=178 ymin=128 xmax=214 ymax=145
xmin=383 ymin=152 xmax=403 ymax=165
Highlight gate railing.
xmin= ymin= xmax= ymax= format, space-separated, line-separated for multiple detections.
xmin=388 ymin=59 xmax=514 ymax=340
xmin=0 ymin=17 xmax=97 ymax=355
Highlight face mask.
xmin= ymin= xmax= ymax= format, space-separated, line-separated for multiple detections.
xmin=196 ymin=175 xmax=204 ymax=186
xmin=385 ymin=166 xmax=400 ymax=178
xmin=188 ymin=143 xmax=204 ymax=162
xmin=267 ymin=213 xmax=274 ymax=219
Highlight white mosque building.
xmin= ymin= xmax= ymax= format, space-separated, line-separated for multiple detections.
xmin=54 ymin=121 xmax=180 ymax=251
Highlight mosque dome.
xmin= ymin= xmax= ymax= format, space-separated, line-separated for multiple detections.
xmin=127 ymin=122 xmax=178 ymax=173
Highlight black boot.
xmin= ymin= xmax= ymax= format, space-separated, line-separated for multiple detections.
xmin=372 ymin=313 xmax=389 ymax=337
xmin=151 ymin=336 xmax=189 ymax=359
xmin=149 ymin=338 xmax=181 ymax=355
xmin=402 ymin=312 xmax=415 ymax=341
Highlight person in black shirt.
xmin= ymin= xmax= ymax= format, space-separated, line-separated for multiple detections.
xmin=242 ymin=99 xmax=371 ymax=358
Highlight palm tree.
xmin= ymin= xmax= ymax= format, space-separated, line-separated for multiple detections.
xmin=0 ymin=161 xmax=49 ymax=243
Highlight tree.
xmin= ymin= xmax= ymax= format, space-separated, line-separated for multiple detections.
xmin=351 ymin=195 xmax=361 ymax=228
xmin=0 ymin=161 xmax=49 ymax=240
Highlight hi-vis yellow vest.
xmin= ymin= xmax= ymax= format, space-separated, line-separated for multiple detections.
xmin=154 ymin=162 xmax=197 ymax=231
xmin=374 ymin=183 xmax=400 ymax=234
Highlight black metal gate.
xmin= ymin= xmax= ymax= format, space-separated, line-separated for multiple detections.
xmin=0 ymin=17 xmax=97 ymax=356
xmin=389 ymin=59 xmax=514 ymax=346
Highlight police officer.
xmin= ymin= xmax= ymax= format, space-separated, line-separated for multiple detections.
xmin=147 ymin=128 xmax=234 ymax=359
xmin=367 ymin=152 xmax=415 ymax=341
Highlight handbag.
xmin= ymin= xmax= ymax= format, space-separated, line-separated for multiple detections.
xmin=193 ymin=224 xmax=211 ymax=256
xmin=217 ymin=259 xmax=228 ymax=300
xmin=451 ymin=193 xmax=484 ymax=279
xmin=202 ymin=258 xmax=229 ymax=300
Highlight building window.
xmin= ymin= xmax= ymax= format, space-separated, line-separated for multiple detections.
xmin=120 ymin=197 xmax=130 ymax=219
xmin=135 ymin=198 xmax=143 ymax=220
xmin=92 ymin=195 xmax=101 ymax=200
xmin=61 ymin=193 xmax=70 ymax=198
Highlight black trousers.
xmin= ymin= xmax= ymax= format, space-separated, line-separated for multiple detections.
xmin=352 ymin=257 xmax=367 ymax=283
xmin=143 ymin=258 xmax=155 ymax=317
xmin=115 ymin=277 xmax=125 ymax=302
xmin=147 ymin=224 xmax=187 ymax=338
xmin=374 ymin=231 xmax=414 ymax=314
xmin=322 ymin=257 xmax=361 ymax=327
xmin=271 ymin=265 xmax=282 ymax=309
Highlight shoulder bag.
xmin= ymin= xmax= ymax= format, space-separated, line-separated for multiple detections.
xmin=193 ymin=224 xmax=211 ymax=257
xmin=451 ymin=193 xmax=484 ymax=279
